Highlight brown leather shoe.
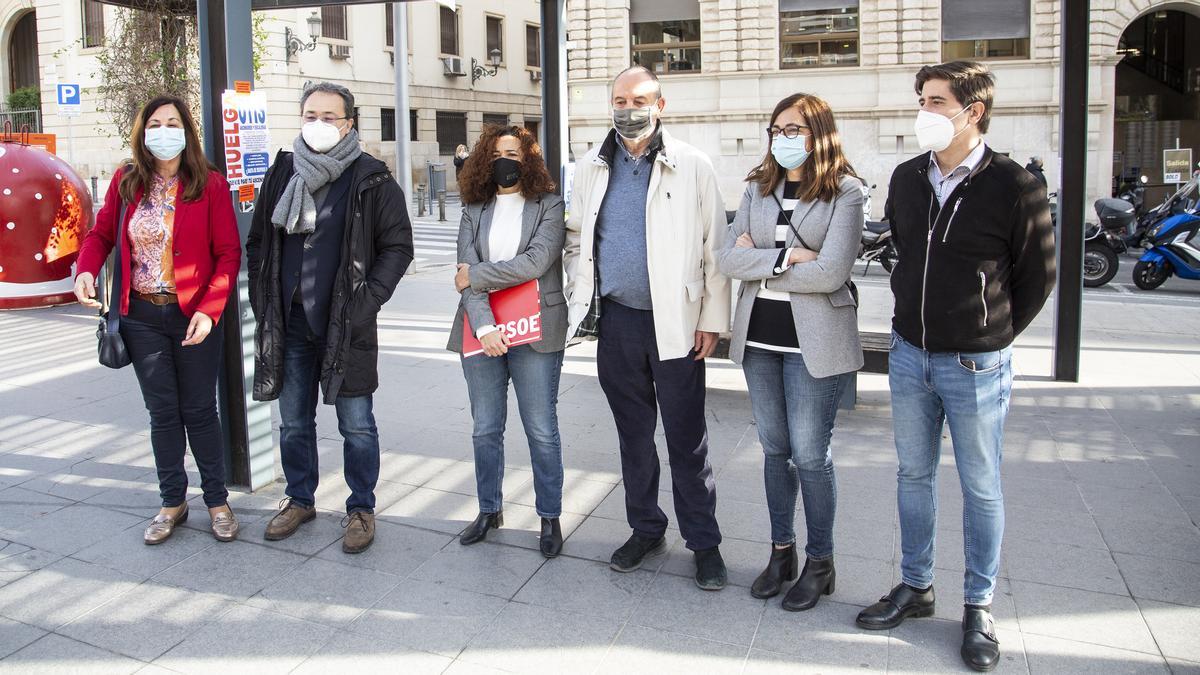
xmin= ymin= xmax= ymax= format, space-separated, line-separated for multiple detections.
xmin=144 ymin=504 xmax=188 ymax=545
xmin=264 ymin=499 xmax=316 ymax=541
xmin=342 ymin=512 xmax=375 ymax=554
xmin=210 ymin=506 xmax=239 ymax=542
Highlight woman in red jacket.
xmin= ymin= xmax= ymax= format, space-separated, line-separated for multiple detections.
xmin=74 ymin=95 xmax=242 ymax=545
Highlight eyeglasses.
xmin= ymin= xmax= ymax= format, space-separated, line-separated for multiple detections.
xmin=766 ymin=124 xmax=810 ymax=139
xmin=302 ymin=115 xmax=348 ymax=125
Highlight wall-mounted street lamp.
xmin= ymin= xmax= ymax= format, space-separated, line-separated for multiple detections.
xmin=285 ymin=12 xmax=322 ymax=63
xmin=471 ymin=49 xmax=503 ymax=85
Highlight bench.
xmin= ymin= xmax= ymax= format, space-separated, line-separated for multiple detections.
xmin=713 ymin=330 xmax=890 ymax=410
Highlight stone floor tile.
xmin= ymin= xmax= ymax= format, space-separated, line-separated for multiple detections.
xmin=457 ymin=602 xmax=620 ymax=673
xmin=1021 ymin=633 xmax=1168 ymax=674
xmin=888 ymin=618 xmax=1028 ymax=674
xmin=1114 ymin=553 xmax=1200 ymax=607
xmin=349 ymin=578 xmax=507 ymax=658
xmin=0 ymin=557 xmax=142 ymax=630
xmin=239 ymin=512 xmax=347 ymax=557
xmin=291 ymin=632 xmax=452 ymax=674
xmin=627 ymin=572 xmax=766 ymax=647
xmin=0 ymin=615 xmax=46 ymax=659
xmin=376 ymin=486 xmax=481 ymax=535
xmin=562 ymin=515 xmax=675 ymax=569
xmin=1138 ymin=599 xmax=1200 ymax=663
xmin=1010 ymin=580 xmax=1159 ymax=655
xmin=1 ymin=633 xmax=144 ymax=675
xmin=248 ymin=557 xmax=401 ymax=627
xmin=153 ymin=604 xmax=335 ymax=675
xmin=751 ymin=599 xmax=888 ymax=670
xmin=1005 ymin=538 xmax=1125 ymax=594
xmin=57 ymin=584 xmax=237 ymax=662
xmin=0 ymin=540 xmax=61 ymax=590
xmin=410 ymin=539 xmax=547 ymax=599
xmin=597 ymin=623 xmax=748 ymax=674
xmin=150 ymin=540 xmax=306 ymax=601
xmin=73 ymin=524 xmax=216 ymax=580
xmin=314 ymin=519 xmax=452 ymax=577
xmin=512 ymin=555 xmax=654 ymax=621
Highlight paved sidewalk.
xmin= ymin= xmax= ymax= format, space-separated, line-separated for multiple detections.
xmin=0 ymin=263 xmax=1197 ymax=673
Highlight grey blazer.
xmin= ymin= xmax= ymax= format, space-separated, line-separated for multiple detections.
xmin=446 ymin=192 xmax=568 ymax=354
xmin=716 ymin=175 xmax=865 ymax=377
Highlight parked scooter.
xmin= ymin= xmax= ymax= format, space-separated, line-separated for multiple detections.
xmin=1082 ymin=198 xmax=1137 ymax=287
xmin=1116 ymin=175 xmax=1149 ymax=215
xmin=1132 ymin=207 xmax=1200 ymax=290
xmin=858 ymin=183 xmax=896 ymax=274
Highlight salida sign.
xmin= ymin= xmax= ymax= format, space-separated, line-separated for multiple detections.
xmin=221 ymin=86 xmax=271 ymax=201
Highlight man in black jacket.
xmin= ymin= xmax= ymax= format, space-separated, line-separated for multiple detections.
xmin=855 ymin=62 xmax=1054 ymax=673
xmin=1025 ymin=156 xmax=1048 ymax=188
xmin=246 ymin=82 xmax=413 ymax=554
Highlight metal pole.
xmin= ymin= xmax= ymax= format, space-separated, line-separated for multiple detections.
xmin=1053 ymin=0 xmax=1088 ymax=382
xmin=540 ymin=0 xmax=567 ymax=195
xmin=392 ymin=2 xmax=413 ymax=208
xmin=437 ymin=189 xmax=446 ymax=221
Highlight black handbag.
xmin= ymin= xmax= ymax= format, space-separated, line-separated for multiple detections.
xmin=96 ymin=196 xmax=131 ymax=369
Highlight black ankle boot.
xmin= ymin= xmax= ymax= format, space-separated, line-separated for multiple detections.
xmin=539 ymin=517 xmax=563 ymax=558
xmin=781 ymin=556 xmax=835 ymax=611
xmin=750 ymin=544 xmax=798 ymax=599
xmin=460 ymin=511 xmax=503 ymax=545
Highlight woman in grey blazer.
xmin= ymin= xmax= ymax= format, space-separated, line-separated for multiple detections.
xmin=717 ymin=93 xmax=864 ymax=611
xmin=446 ymin=125 xmax=568 ymax=557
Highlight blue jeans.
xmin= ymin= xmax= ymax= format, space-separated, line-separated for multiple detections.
xmin=460 ymin=344 xmax=564 ymax=518
xmin=278 ymin=305 xmax=380 ymax=513
xmin=742 ymin=347 xmax=849 ymax=559
xmin=889 ymin=331 xmax=1013 ymax=605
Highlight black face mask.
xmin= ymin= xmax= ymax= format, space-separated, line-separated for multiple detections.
xmin=493 ymin=157 xmax=521 ymax=188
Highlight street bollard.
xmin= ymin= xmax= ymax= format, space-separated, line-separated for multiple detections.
xmin=416 ymin=184 xmax=426 ymax=216
xmin=90 ymin=176 xmax=98 ymax=202
xmin=437 ymin=190 xmax=446 ymax=222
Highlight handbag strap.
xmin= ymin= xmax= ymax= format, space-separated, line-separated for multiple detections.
xmin=770 ymin=190 xmax=813 ymax=250
xmin=102 ymin=167 xmax=133 ymax=331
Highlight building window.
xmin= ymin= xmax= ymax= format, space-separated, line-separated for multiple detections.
xmin=82 ymin=0 xmax=105 ymax=48
xmin=483 ymin=113 xmax=509 ymax=129
xmin=382 ymin=107 xmax=396 ymax=142
xmin=385 ymin=3 xmax=394 ymax=48
xmin=630 ymin=0 xmax=701 ymax=74
xmin=436 ymin=111 xmax=467 ymax=154
xmin=526 ymin=24 xmax=541 ymax=68
xmin=486 ymin=15 xmax=504 ymax=64
xmin=779 ymin=2 xmax=859 ymax=69
xmin=410 ymin=109 xmax=418 ymax=142
xmin=321 ymin=6 xmax=348 ymax=41
xmin=941 ymin=0 xmax=1030 ymax=61
xmin=524 ymin=119 xmax=540 ymax=140
xmin=440 ymin=6 xmax=459 ymax=56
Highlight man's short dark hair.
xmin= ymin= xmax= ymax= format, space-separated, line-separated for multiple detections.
xmin=915 ymin=61 xmax=994 ymax=134
xmin=300 ymin=81 xmax=356 ymax=119
xmin=612 ymin=65 xmax=662 ymax=100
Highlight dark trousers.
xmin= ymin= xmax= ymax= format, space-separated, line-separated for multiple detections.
xmin=278 ymin=303 xmax=380 ymax=513
xmin=120 ymin=298 xmax=228 ymax=508
xmin=596 ymin=299 xmax=721 ymax=551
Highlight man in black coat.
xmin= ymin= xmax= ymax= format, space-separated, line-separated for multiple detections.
xmin=246 ymin=82 xmax=413 ymax=553
xmin=854 ymin=62 xmax=1054 ymax=673
xmin=1025 ymin=156 xmax=1048 ymax=188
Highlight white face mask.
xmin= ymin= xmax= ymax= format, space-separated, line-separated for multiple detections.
xmin=144 ymin=127 xmax=186 ymax=161
xmin=913 ymin=106 xmax=972 ymax=153
xmin=301 ymin=120 xmax=343 ymax=153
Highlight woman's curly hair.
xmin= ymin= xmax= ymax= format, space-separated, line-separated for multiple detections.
xmin=458 ymin=124 xmax=556 ymax=204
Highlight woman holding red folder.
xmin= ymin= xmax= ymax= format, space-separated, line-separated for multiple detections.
xmin=446 ymin=125 xmax=568 ymax=557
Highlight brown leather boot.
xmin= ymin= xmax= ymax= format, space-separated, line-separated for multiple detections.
xmin=264 ymin=499 xmax=316 ymax=541
xmin=342 ymin=512 xmax=375 ymax=553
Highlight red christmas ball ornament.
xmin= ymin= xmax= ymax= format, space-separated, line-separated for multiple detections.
xmin=0 ymin=139 xmax=94 ymax=309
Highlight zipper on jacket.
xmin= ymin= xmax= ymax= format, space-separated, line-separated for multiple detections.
xmin=920 ymin=192 xmax=935 ymax=350
xmin=941 ymin=197 xmax=964 ymax=243
xmin=978 ymin=271 xmax=989 ymax=327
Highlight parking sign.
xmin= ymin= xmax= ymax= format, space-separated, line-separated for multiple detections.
xmin=56 ymin=84 xmax=81 ymax=117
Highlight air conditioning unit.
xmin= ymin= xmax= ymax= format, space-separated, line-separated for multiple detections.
xmin=442 ymin=56 xmax=466 ymax=77
xmin=329 ymin=44 xmax=351 ymax=60
xmin=529 ymin=69 xmax=542 ymax=82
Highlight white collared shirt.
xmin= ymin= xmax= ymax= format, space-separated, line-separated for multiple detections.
xmin=928 ymin=141 xmax=986 ymax=206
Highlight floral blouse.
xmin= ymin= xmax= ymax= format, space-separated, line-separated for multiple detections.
xmin=129 ymin=174 xmax=178 ymax=294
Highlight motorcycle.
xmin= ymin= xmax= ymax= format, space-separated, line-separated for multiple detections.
xmin=1082 ymin=198 xmax=1137 ymax=287
xmin=858 ymin=183 xmax=896 ymax=274
xmin=1116 ymin=175 xmax=1149 ymax=215
xmin=1131 ymin=207 xmax=1200 ymax=290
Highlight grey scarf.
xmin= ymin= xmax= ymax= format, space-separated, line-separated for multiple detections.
xmin=271 ymin=128 xmax=362 ymax=235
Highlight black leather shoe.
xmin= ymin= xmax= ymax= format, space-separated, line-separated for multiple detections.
xmin=539 ymin=517 xmax=563 ymax=558
xmin=459 ymin=511 xmax=503 ymax=545
xmin=610 ymin=534 xmax=666 ymax=572
xmin=961 ymin=605 xmax=1000 ymax=672
xmin=694 ymin=546 xmax=727 ymax=591
xmin=750 ymin=544 xmax=798 ymax=599
xmin=782 ymin=556 xmax=835 ymax=611
xmin=855 ymin=583 xmax=936 ymax=630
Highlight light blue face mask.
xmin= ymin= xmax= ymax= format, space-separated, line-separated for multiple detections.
xmin=771 ymin=134 xmax=811 ymax=170
xmin=145 ymin=127 xmax=186 ymax=161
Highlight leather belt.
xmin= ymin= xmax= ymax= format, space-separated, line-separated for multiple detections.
xmin=132 ymin=291 xmax=179 ymax=305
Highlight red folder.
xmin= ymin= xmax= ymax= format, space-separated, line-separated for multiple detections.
xmin=462 ymin=280 xmax=542 ymax=357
